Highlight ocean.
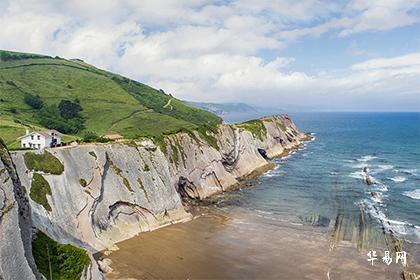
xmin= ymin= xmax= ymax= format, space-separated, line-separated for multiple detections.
xmin=103 ymin=112 xmax=420 ymax=279
xmin=232 ymin=112 xmax=420 ymax=244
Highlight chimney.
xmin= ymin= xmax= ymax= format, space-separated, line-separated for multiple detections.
xmin=26 ymin=129 xmax=30 ymax=135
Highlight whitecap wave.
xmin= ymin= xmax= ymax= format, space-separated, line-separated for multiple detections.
xmin=403 ymin=189 xmax=420 ymax=200
xmin=350 ymin=163 xmax=368 ymax=169
xmin=373 ymin=164 xmax=394 ymax=173
xmin=349 ymin=171 xmax=365 ymax=179
xmin=400 ymin=169 xmax=418 ymax=176
xmin=357 ymin=155 xmax=377 ymax=162
xmin=359 ymin=199 xmax=420 ymax=243
xmin=388 ymin=176 xmax=406 ymax=183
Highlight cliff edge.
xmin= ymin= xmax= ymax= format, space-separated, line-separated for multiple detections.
xmin=0 ymin=139 xmax=40 ymax=279
xmin=10 ymin=115 xmax=309 ymax=253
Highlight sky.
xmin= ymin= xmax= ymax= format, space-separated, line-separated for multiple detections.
xmin=0 ymin=0 xmax=419 ymax=111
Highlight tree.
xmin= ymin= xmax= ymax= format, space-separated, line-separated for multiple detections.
xmin=24 ymin=94 xmax=44 ymax=109
xmin=58 ymin=100 xmax=82 ymax=119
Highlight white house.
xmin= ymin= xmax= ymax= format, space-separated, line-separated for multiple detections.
xmin=19 ymin=130 xmax=62 ymax=149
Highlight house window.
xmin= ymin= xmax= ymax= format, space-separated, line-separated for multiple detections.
xmin=31 ymin=135 xmax=34 ymax=140
xmin=37 ymin=135 xmax=40 ymax=140
xmin=38 ymin=144 xmax=41 ymax=148
xmin=23 ymin=143 xmax=26 ymax=148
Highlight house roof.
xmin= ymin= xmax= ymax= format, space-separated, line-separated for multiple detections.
xmin=18 ymin=129 xmax=63 ymax=140
xmin=102 ymin=133 xmax=123 ymax=140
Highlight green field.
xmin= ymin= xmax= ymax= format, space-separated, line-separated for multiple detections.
xmin=0 ymin=50 xmax=221 ymax=148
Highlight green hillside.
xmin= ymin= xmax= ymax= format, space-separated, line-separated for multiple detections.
xmin=0 ymin=50 xmax=221 ymax=148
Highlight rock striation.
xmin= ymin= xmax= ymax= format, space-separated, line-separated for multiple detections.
xmin=10 ymin=115 xmax=309 ymax=254
xmin=0 ymin=140 xmax=41 ymax=280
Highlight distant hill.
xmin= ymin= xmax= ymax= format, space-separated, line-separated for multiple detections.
xmin=186 ymin=101 xmax=259 ymax=115
xmin=186 ymin=101 xmax=285 ymax=123
xmin=187 ymin=101 xmax=314 ymax=123
xmin=0 ymin=50 xmax=221 ymax=148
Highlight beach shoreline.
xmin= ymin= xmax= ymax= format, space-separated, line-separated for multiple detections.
xmin=96 ymin=205 xmax=419 ymax=279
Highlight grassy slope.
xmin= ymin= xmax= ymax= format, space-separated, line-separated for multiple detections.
xmin=0 ymin=50 xmax=221 ymax=148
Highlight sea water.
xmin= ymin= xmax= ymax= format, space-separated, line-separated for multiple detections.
xmin=231 ymin=112 xmax=420 ymax=244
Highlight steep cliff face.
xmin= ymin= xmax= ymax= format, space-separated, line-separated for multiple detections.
xmin=0 ymin=140 xmax=40 ymax=280
xmin=12 ymin=142 xmax=190 ymax=252
xmin=11 ymin=115 xmax=308 ymax=252
xmin=167 ymin=115 xmax=306 ymax=199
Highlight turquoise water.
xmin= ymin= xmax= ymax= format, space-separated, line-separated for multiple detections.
xmin=234 ymin=113 xmax=420 ymax=243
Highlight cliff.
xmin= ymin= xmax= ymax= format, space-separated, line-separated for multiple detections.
xmin=0 ymin=140 xmax=40 ymax=279
xmin=10 ymin=115 xmax=308 ymax=254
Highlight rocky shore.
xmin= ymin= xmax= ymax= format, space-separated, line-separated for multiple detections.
xmin=1 ymin=114 xmax=309 ymax=279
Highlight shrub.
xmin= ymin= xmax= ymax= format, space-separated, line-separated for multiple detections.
xmin=82 ymin=132 xmax=113 ymax=143
xmin=32 ymin=231 xmax=90 ymax=280
xmin=88 ymin=151 xmax=97 ymax=159
xmin=79 ymin=178 xmax=87 ymax=187
xmin=30 ymin=173 xmax=52 ymax=211
xmin=82 ymin=131 xmax=98 ymax=143
xmin=24 ymin=94 xmax=44 ymax=109
xmin=58 ymin=99 xmax=82 ymax=119
xmin=24 ymin=151 xmax=64 ymax=175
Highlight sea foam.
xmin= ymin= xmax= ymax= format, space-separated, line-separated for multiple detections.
xmin=388 ymin=176 xmax=406 ymax=183
xmin=357 ymin=155 xmax=377 ymax=162
xmin=403 ymin=189 xmax=420 ymax=200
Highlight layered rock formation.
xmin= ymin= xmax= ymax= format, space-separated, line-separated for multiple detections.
xmin=10 ymin=115 xmax=308 ymax=254
xmin=0 ymin=140 xmax=40 ymax=279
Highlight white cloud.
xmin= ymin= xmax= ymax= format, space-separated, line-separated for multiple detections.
xmin=351 ymin=53 xmax=420 ymax=70
xmin=0 ymin=0 xmax=419 ymax=111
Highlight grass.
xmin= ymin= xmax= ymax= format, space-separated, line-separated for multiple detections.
xmin=24 ymin=151 xmax=64 ymax=175
xmin=0 ymin=49 xmax=222 ymax=145
xmin=0 ymin=50 xmax=51 ymax=61
xmin=237 ymin=119 xmax=267 ymax=141
xmin=32 ymin=231 xmax=90 ymax=280
xmin=30 ymin=173 xmax=52 ymax=211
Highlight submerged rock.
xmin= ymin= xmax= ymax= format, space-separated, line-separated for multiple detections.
xmin=366 ymin=176 xmax=376 ymax=185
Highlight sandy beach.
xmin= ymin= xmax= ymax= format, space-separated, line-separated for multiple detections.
xmin=96 ymin=205 xmax=419 ymax=280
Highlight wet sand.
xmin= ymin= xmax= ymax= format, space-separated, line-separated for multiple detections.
xmin=96 ymin=206 xmax=419 ymax=279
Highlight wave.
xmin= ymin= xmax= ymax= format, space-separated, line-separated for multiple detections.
xmin=403 ymin=189 xmax=420 ymax=200
xmin=387 ymin=176 xmax=406 ymax=183
xmin=360 ymin=198 xmax=420 ymax=243
xmin=348 ymin=171 xmax=365 ymax=179
xmin=357 ymin=155 xmax=377 ymax=162
xmin=255 ymin=209 xmax=274 ymax=215
xmin=373 ymin=164 xmax=394 ymax=173
xmin=349 ymin=163 xmax=368 ymax=169
xmin=399 ymin=169 xmax=418 ymax=176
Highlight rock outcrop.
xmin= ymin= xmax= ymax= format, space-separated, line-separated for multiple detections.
xmin=0 ymin=140 xmax=40 ymax=280
xmin=10 ymin=115 xmax=309 ymax=254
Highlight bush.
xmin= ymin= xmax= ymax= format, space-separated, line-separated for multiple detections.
xmin=32 ymin=231 xmax=90 ymax=280
xmin=24 ymin=151 xmax=64 ymax=175
xmin=38 ymin=105 xmax=85 ymax=134
xmin=58 ymin=99 xmax=82 ymax=119
xmin=82 ymin=131 xmax=113 ymax=143
xmin=30 ymin=173 xmax=52 ymax=211
xmin=82 ymin=131 xmax=98 ymax=143
xmin=24 ymin=94 xmax=44 ymax=109
xmin=79 ymin=178 xmax=87 ymax=187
